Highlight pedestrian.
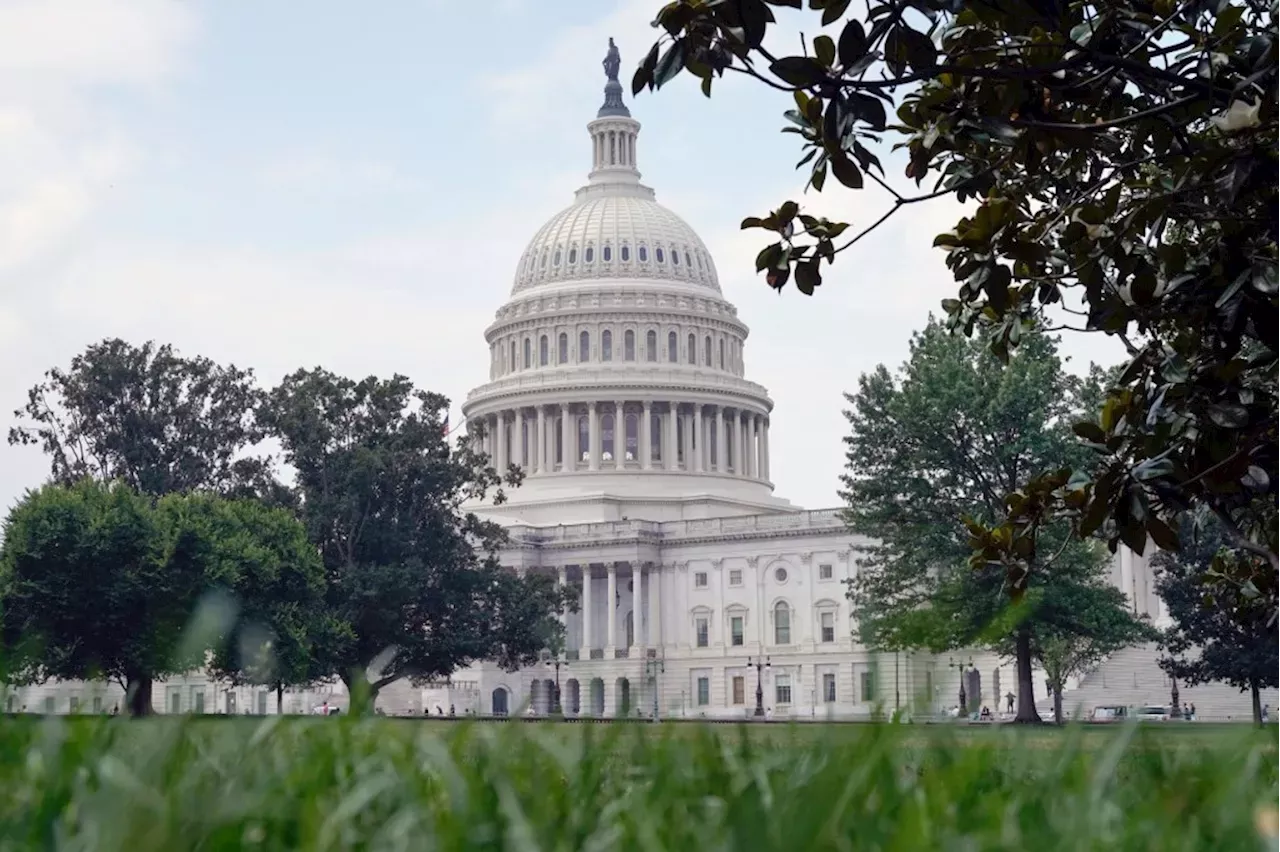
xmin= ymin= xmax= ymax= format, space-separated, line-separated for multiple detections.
xmin=1189 ymin=703 xmax=1196 ymax=721
xmin=1005 ymin=692 xmax=1015 ymax=714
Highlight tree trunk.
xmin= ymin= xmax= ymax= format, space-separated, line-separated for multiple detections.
xmin=1251 ymin=679 xmax=1262 ymax=726
xmin=1012 ymin=625 xmax=1043 ymax=724
xmin=126 ymin=675 xmax=153 ymax=717
xmin=276 ymin=683 xmax=285 ymax=715
xmin=342 ymin=668 xmax=379 ymax=716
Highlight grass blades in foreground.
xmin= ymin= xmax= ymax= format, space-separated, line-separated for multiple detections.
xmin=0 ymin=717 xmax=1274 ymax=851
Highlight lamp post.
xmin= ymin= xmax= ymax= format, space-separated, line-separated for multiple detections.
xmin=748 ymin=655 xmax=770 ymax=718
xmin=949 ymin=656 xmax=972 ymax=716
xmin=645 ymin=656 xmax=665 ymax=720
xmin=545 ymin=656 xmax=567 ymax=716
xmin=1170 ymin=677 xmax=1181 ymax=719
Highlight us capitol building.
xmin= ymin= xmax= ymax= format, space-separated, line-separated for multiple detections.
xmin=8 ymin=42 xmax=1187 ymax=720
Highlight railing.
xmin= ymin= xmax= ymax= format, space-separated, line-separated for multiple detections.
xmin=508 ymin=508 xmax=850 ymax=547
xmin=589 ymin=649 xmax=605 ymax=660
xmin=615 ymin=649 xmax=629 ymax=659
xmin=564 ymin=650 xmax=580 ymax=661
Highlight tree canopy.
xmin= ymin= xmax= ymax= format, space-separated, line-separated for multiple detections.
xmin=0 ymin=481 xmax=324 ymax=715
xmin=1154 ymin=513 xmax=1277 ymax=723
xmin=843 ymin=318 xmax=1150 ymax=721
xmin=259 ymin=368 xmax=567 ymax=707
xmin=635 ymin=0 xmax=1277 ymax=594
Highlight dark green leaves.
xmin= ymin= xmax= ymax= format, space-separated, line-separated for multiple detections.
xmin=837 ymin=19 xmax=867 ymax=66
xmin=770 ymin=56 xmax=828 ymax=88
xmin=830 ymin=152 xmax=863 ymax=188
xmin=653 ymin=40 xmax=686 ymax=88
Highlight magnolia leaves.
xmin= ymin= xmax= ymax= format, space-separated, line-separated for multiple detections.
xmin=742 ymin=202 xmax=850 ymax=295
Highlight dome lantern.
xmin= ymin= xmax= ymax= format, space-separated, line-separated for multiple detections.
xmin=587 ymin=38 xmax=642 ymax=186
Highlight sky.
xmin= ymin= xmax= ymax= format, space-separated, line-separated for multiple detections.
xmin=0 ymin=0 xmax=1124 ymax=516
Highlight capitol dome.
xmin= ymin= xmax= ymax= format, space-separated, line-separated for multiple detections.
xmin=462 ymin=39 xmax=793 ymax=525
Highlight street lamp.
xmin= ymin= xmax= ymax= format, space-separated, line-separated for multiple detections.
xmin=544 ymin=656 xmax=567 ymax=716
xmin=949 ymin=656 xmax=973 ymax=716
xmin=748 ymin=655 xmax=770 ymax=718
xmin=1170 ymin=676 xmax=1181 ymax=719
xmin=645 ymin=656 xmax=665 ymax=720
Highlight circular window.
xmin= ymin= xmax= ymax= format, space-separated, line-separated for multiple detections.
xmin=568 ymin=248 xmax=577 ymax=264
xmin=585 ymin=247 xmax=594 ymax=263
xmin=621 ymin=245 xmax=630 ymax=261
xmin=603 ymin=245 xmax=612 ymax=261
xmin=656 ymin=247 xmax=665 ymax=263
xmin=775 ymin=567 xmax=788 ymax=583
xmin=639 ymin=246 xmax=648 ymax=262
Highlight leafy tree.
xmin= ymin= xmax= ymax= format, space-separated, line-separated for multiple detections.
xmin=844 ymin=319 xmax=1148 ymax=721
xmin=1154 ymin=514 xmax=1278 ymax=724
xmin=0 ymin=481 xmax=322 ymax=716
xmin=8 ymin=338 xmax=270 ymax=498
xmin=259 ymin=369 xmax=568 ymax=711
xmin=635 ymin=1 xmax=1277 ymax=583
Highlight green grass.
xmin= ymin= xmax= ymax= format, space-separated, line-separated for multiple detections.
xmin=0 ymin=717 xmax=1274 ymax=851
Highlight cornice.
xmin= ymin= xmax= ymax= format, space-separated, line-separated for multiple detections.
xmin=462 ymin=373 xmax=774 ymax=413
xmin=486 ymin=310 xmax=749 ymax=342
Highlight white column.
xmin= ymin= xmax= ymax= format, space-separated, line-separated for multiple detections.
xmin=648 ymin=564 xmax=662 ymax=649
xmin=536 ymin=406 xmax=547 ymax=474
xmin=581 ymin=568 xmax=593 ymax=655
xmin=495 ymin=412 xmax=508 ymax=472
xmin=614 ymin=400 xmax=626 ymax=469
xmin=606 ymin=563 xmax=618 ymax=651
xmin=714 ymin=407 xmax=725 ymax=472
xmin=692 ymin=404 xmax=704 ymax=472
xmin=560 ymin=403 xmax=570 ymax=470
xmin=557 ymin=565 xmax=567 ymax=632
xmin=641 ymin=401 xmax=653 ymax=469
xmin=514 ymin=409 xmax=525 ymax=469
xmin=588 ymin=402 xmax=600 ymax=471
xmin=761 ymin=417 xmax=771 ymax=481
xmin=630 ymin=563 xmax=641 ymax=652
xmin=665 ymin=403 xmax=679 ymax=471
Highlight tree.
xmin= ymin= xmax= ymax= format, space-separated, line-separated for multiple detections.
xmin=0 ymin=481 xmax=322 ymax=716
xmin=8 ymin=338 xmax=270 ymax=497
xmin=843 ymin=318 xmax=1147 ymax=721
xmin=634 ymin=1 xmax=1277 ymax=587
xmin=1154 ymin=514 xmax=1278 ymax=724
xmin=258 ymin=368 xmax=568 ymax=711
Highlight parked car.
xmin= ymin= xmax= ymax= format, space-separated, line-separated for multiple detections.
xmin=1090 ymin=705 xmax=1129 ymax=723
xmin=1135 ymin=705 xmax=1171 ymax=722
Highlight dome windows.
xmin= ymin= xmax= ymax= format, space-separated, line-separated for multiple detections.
xmin=539 ymin=251 xmax=547 ymax=269
xmin=601 ymin=330 xmax=613 ymax=362
xmin=558 ymin=333 xmax=569 ymax=364
xmin=585 ymin=246 xmax=594 ymax=263
xmin=646 ymin=330 xmax=658 ymax=362
xmin=655 ymin=247 xmax=665 ymax=263
xmin=639 ymin=246 xmax=649 ymax=262
xmin=624 ymin=330 xmax=635 ymax=361
xmin=579 ymin=331 xmax=590 ymax=362
xmin=621 ymin=245 xmax=630 ymax=261
xmin=603 ymin=245 xmax=612 ymax=262
xmin=539 ymin=335 xmax=549 ymax=366
xmin=672 ymin=248 xmax=680 ymax=266
xmin=568 ymin=247 xmax=577 ymax=264
xmin=553 ymin=249 xmax=562 ymax=266
xmin=668 ymin=331 xmax=678 ymax=363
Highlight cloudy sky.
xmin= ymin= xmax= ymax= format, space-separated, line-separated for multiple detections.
xmin=0 ymin=0 xmax=1123 ymax=515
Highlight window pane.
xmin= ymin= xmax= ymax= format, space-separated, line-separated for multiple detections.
xmin=523 ymin=338 xmax=531 ymax=369
xmin=646 ymin=330 xmax=657 ymax=361
xmin=539 ymin=335 xmax=549 ymax=366
xmin=731 ymin=616 xmax=743 ymax=646
xmin=704 ymin=336 xmax=711 ymax=365
xmin=559 ymin=333 xmax=568 ymax=364
xmin=602 ymin=330 xmax=612 ymax=361
xmin=732 ymin=676 xmax=744 ymax=705
xmin=668 ymin=331 xmax=678 ymax=362
xmin=774 ymin=604 xmax=790 ymax=645
xmin=625 ymin=414 xmax=638 ymax=461
xmin=578 ymin=415 xmax=589 ymax=461
xmin=697 ymin=677 xmax=710 ymax=705
xmin=579 ymin=331 xmax=590 ymax=362
xmin=602 ymin=414 xmax=615 ymax=461
xmin=823 ymin=673 xmax=836 ymax=703
xmin=650 ymin=413 xmax=663 ymax=461
xmin=624 ymin=329 xmax=635 ymax=361
xmin=696 ymin=618 xmax=708 ymax=647
xmin=687 ymin=333 xmax=696 ymax=364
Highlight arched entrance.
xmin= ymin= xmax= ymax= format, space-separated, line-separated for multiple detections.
xmin=565 ymin=679 xmax=581 ymax=716
xmin=615 ymin=678 xmax=631 ymax=717
xmin=541 ymin=678 xmax=556 ymax=715
xmin=589 ymin=678 xmax=605 ymax=716
xmin=491 ymin=687 xmax=509 ymax=717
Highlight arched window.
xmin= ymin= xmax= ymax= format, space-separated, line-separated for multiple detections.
xmin=718 ymin=338 xmax=725 ymax=369
xmin=568 ymin=247 xmax=577 ymax=264
xmin=539 ymin=335 xmax=549 ymax=366
xmin=725 ymin=424 xmax=734 ymax=470
xmin=555 ymin=416 xmax=564 ymax=465
xmin=650 ymin=412 xmax=663 ymax=462
xmin=523 ymin=338 xmax=532 ymax=369
xmin=577 ymin=415 xmax=590 ymax=462
xmin=621 ymin=245 xmax=630 ymax=261
xmin=539 ymin=251 xmax=547 ymax=269
xmin=585 ymin=246 xmax=594 ymax=263
xmin=624 ymin=330 xmax=635 ymax=361
xmin=602 ymin=330 xmax=613 ymax=362
xmin=558 ymin=333 xmax=568 ymax=364
xmin=579 ymin=331 xmax=590 ymax=362
xmin=510 ymin=341 xmax=516 ymax=371
xmin=602 ymin=413 xmax=615 ymax=461
xmin=553 ymin=250 xmax=561 ymax=266
xmin=656 ymin=247 xmax=665 ymax=263
xmin=704 ymin=336 xmax=712 ymax=366
xmin=676 ymin=415 xmax=685 ymax=464
xmin=687 ymin=333 xmax=696 ymax=365
xmin=672 ymin=248 xmax=680 ymax=266
xmin=603 ymin=245 xmax=612 ymax=261
xmin=625 ymin=413 xmax=639 ymax=461
xmin=668 ymin=331 xmax=678 ymax=363
xmin=639 ymin=246 xmax=649 ymax=262
xmin=774 ymin=602 xmax=791 ymax=645
xmin=646 ymin=330 xmax=658 ymax=362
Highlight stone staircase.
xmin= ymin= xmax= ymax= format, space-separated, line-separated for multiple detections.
xmin=1042 ymin=644 xmax=1277 ymax=721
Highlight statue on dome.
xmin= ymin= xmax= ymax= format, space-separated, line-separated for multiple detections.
xmin=603 ymin=38 xmax=621 ymax=81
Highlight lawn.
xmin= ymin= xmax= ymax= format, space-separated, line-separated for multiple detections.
xmin=0 ymin=716 xmax=1274 ymax=850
